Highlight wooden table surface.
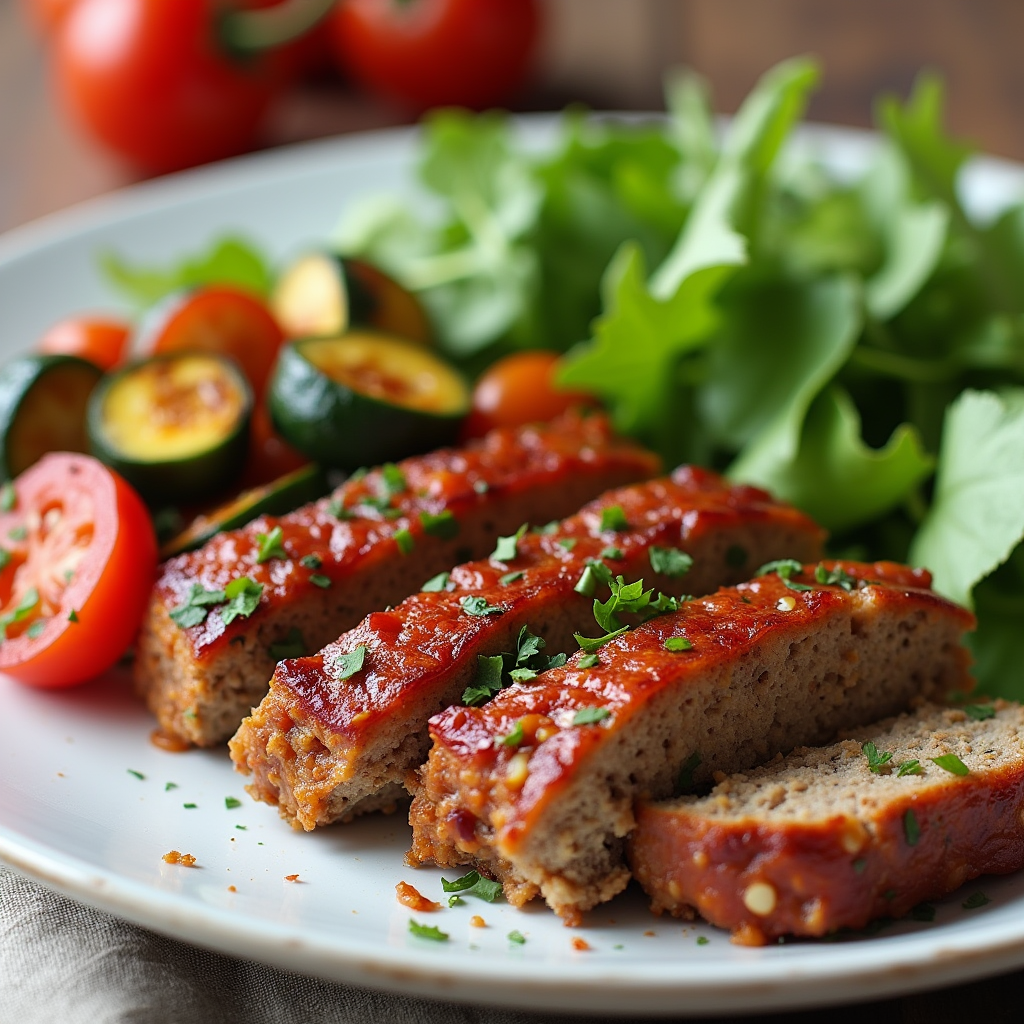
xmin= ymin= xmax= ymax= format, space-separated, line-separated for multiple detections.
xmin=2 ymin=1 xmax=1024 ymax=1018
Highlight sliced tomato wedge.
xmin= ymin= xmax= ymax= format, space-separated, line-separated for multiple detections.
xmin=0 ymin=452 xmax=157 ymax=688
xmin=142 ymin=286 xmax=285 ymax=398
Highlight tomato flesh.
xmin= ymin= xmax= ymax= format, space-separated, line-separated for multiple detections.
xmin=463 ymin=350 xmax=595 ymax=438
xmin=0 ymin=453 xmax=157 ymax=688
xmin=144 ymin=286 xmax=285 ymax=399
xmin=38 ymin=316 xmax=131 ymax=371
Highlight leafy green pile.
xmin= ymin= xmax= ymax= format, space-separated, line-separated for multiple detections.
xmin=337 ymin=58 xmax=1024 ymax=699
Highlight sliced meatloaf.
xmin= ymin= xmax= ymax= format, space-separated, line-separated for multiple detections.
xmin=407 ymin=562 xmax=975 ymax=924
xmin=229 ymin=469 xmax=824 ymax=829
xmin=629 ymin=700 xmax=1024 ymax=945
xmin=135 ymin=412 xmax=658 ymax=747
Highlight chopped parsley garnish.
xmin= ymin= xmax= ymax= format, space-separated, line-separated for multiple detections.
xmin=533 ymin=521 xmax=559 ymax=535
xmin=507 ymin=930 xmax=526 ymax=945
xmin=335 ymin=645 xmax=367 ymax=680
xmin=577 ymin=653 xmax=600 ymax=669
xmin=225 ymin=797 xmax=242 ymax=809
xmin=962 ymin=891 xmax=991 ymax=910
xmin=491 ymin=523 xmax=527 ymax=562
xmin=127 ymin=769 xmax=145 ymax=780
xmin=573 ymin=707 xmax=610 ymax=725
xmin=408 ymin=919 xmax=449 ymax=942
xmin=896 ymin=759 xmax=923 ymax=777
xmin=381 ymin=463 xmax=407 ymax=498
xmin=964 ymin=703 xmax=996 ymax=721
xmin=183 ymin=803 xmax=197 ymax=809
xmin=649 ymin=546 xmax=693 ymax=578
xmin=326 ymin=498 xmax=353 ymax=520
xmin=557 ymin=537 xmax=577 ymax=551
xmin=309 ymin=573 xmax=332 ymax=589
xmin=675 ymin=752 xmax=701 ymax=795
xmin=498 ymin=720 xmax=525 ymax=746
xmin=757 ymin=559 xmax=812 ymax=591
xmin=508 ymin=667 xmax=537 ymax=683
xmin=7 ymin=525 xmax=27 ymax=542
xmin=664 ymin=637 xmax=693 ymax=652
xmin=447 ymin=895 xmax=464 ymax=907
xmin=441 ymin=870 xmax=502 ymax=902
xmin=696 ymin=936 xmax=710 ymax=945
xmin=725 ymin=544 xmax=747 ymax=568
xmin=394 ymin=528 xmax=414 ymax=555
xmin=420 ymin=510 xmax=459 ymax=540
xmin=269 ymin=628 xmax=305 ymax=660
xmin=573 ymin=564 xmax=601 ymax=597
xmin=600 ymin=546 xmax=624 ymax=561
xmin=220 ymin=577 xmax=263 ymax=625
xmin=499 ymin=570 xmax=524 ymax=585
xmin=862 ymin=741 xmax=893 ymax=774
xmin=359 ymin=494 xmax=393 ymax=514
xmin=463 ymin=655 xmax=505 ymax=706
xmin=931 ymin=753 xmax=970 ymax=776
xmin=0 ymin=481 xmax=15 ymax=512
xmin=255 ymin=525 xmax=287 ymax=563
xmin=168 ymin=583 xmax=227 ymax=628
xmin=299 ymin=554 xmax=322 ymax=570
xmin=0 ymin=587 xmax=40 ymax=639
xmin=814 ymin=563 xmax=856 ymax=591
xmin=421 ymin=571 xmax=450 ymax=592
xmin=903 ymin=808 xmax=920 ymax=846
xmin=26 ymin=619 xmax=47 ymax=639
xmin=911 ymin=903 xmax=936 ymax=922
xmin=460 ymin=595 xmax=502 ymax=616
xmin=573 ymin=626 xmax=628 ymax=653
xmin=473 ymin=480 xmax=489 ymax=494
xmin=235 ymin=824 xmax=247 ymax=830
xmin=599 ymin=505 xmax=628 ymax=532
xmin=0 ymin=549 xmax=10 ymax=570
xmin=165 ymin=782 xmax=177 ymax=791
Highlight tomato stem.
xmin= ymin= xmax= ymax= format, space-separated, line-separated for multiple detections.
xmin=219 ymin=0 xmax=337 ymax=56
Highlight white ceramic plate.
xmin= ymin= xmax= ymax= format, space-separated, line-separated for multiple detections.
xmin=2 ymin=120 xmax=1024 ymax=1017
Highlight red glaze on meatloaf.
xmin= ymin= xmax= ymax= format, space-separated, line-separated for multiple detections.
xmin=135 ymin=412 xmax=659 ymax=746
xmin=629 ymin=700 xmax=1024 ymax=945
xmin=229 ymin=469 xmax=824 ymax=828
xmin=408 ymin=563 xmax=975 ymax=924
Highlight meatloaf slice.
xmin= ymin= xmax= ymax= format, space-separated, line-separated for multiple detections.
xmin=229 ymin=469 xmax=824 ymax=829
xmin=407 ymin=562 xmax=975 ymax=924
xmin=135 ymin=411 xmax=658 ymax=747
xmin=629 ymin=700 xmax=1024 ymax=945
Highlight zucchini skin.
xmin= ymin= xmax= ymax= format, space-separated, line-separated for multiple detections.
xmin=87 ymin=353 xmax=253 ymax=505
xmin=268 ymin=339 xmax=466 ymax=470
xmin=0 ymin=354 xmax=102 ymax=480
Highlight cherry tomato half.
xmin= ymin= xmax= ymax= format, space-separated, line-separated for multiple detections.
xmin=38 ymin=316 xmax=131 ymax=371
xmin=53 ymin=0 xmax=285 ymax=173
xmin=0 ymin=453 xmax=157 ymax=688
xmin=462 ymin=350 xmax=595 ymax=438
xmin=330 ymin=0 xmax=541 ymax=112
xmin=141 ymin=286 xmax=285 ymax=399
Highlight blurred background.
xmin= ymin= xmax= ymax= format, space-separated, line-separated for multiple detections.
xmin=4 ymin=0 xmax=1024 ymax=234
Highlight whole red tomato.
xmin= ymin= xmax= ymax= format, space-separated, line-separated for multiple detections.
xmin=52 ymin=0 xmax=287 ymax=173
xmin=330 ymin=0 xmax=541 ymax=112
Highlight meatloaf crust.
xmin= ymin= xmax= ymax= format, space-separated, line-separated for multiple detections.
xmin=136 ymin=412 xmax=658 ymax=746
xmin=628 ymin=701 xmax=1024 ymax=945
xmin=229 ymin=469 xmax=824 ymax=829
xmin=407 ymin=562 xmax=975 ymax=924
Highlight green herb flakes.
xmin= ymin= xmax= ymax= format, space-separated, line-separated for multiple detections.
xmin=326 ymin=499 xmax=352 ymax=520
xmin=964 ymin=704 xmax=996 ymax=721
xmin=26 ymin=619 xmax=47 ymax=639
xmin=903 ymin=808 xmax=920 ymax=846
xmin=696 ymin=936 xmax=710 ymax=945
xmin=599 ymin=505 xmax=628 ymax=532
xmin=168 ymin=583 xmax=226 ymax=629
xmin=235 ymin=824 xmax=247 ymax=831
xmin=962 ymin=891 xmax=991 ymax=910
xmin=814 ymin=563 xmax=856 ymax=590
xmin=441 ymin=870 xmax=502 ymax=902
xmin=491 ymin=523 xmax=527 ymax=562
xmin=499 ymin=720 xmax=525 ymax=746
xmin=255 ymin=525 xmax=287 ymax=563
xmin=7 ymin=526 xmax=27 ymax=542
xmin=422 ymin=571 xmax=450 ymax=592
xmin=508 ymin=667 xmax=537 ymax=683
xmin=381 ymin=463 xmax=407 ymax=498
xmin=335 ymin=645 xmax=367 ymax=681
xmin=499 ymin=570 xmax=524 ymax=586
xmin=574 ymin=626 xmax=628 ymax=654
xmin=408 ymin=919 xmax=449 ymax=942
xmin=220 ymin=577 xmax=263 ymax=625
xmin=183 ymin=803 xmax=197 ymax=809
xmin=0 ymin=482 xmax=16 ymax=512
xmin=394 ymin=528 xmax=414 ymax=555
xmin=420 ymin=509 xmax=459 ymax=540
xmin=931 ymin=753 xmax=970 ymax=776
xmin=862 ymin=741 xmax=893 ymax=774
xmin=896 ymin=760 xmax=923 ymax=777
xmin=225 ymin=797 xmax=242 ymax=809
xmin=309 ymin=573 xmax=332 ymax=589
xmin=463 ymin=654 xmax=505 ymax=706
xmin=600 ymin=546 xmax=624 ymax=560
xmin=269 ymin=627 xmax=305 ymax=660
xmin=473 ymin=480 xmax=489 ymax=494
xmin=299 ymin=554 xmax=322 ymax=570
xmin=649 ymin=546 xmax=693 ymax=578
xmin=573 ymin=707 xmax=610 ymax=725
xmin=127 ymin=769 xmax=145 ymax=781
xmin=577 ymin=653 xmax=600 ymax=669
xmin=447 ymin=895 xmax=463 ymax=907
xmin=165 ymin=782 xmax=178 ymax=791
xmin=0 ymin=549 xmax=10 ymax=571
xmin=557 ymin=537 xmax=577 ymax=551
xmin=507 ymin=930 xmax=526 ymax=945
xmin=664 ymin=637 xmax=693 ymax=652
xmin=460 ymin=595 xmax=502 ymax=616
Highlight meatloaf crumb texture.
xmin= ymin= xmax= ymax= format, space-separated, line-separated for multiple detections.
xmin=628 ymin=700 xmax=1024 ymax=945
xmin=229 ymin=468 xmax=824 ymax=829
xmin=407 ymin=562 xmax=975 ymax=924
xmin=135 ymin=412 xmax=658 ymax=746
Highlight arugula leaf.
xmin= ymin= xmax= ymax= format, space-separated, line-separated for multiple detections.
xmin=910 ymin=389 xmax=1024 ymax=606
xmin=101 ymin=236 xmax=271 ymax=308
